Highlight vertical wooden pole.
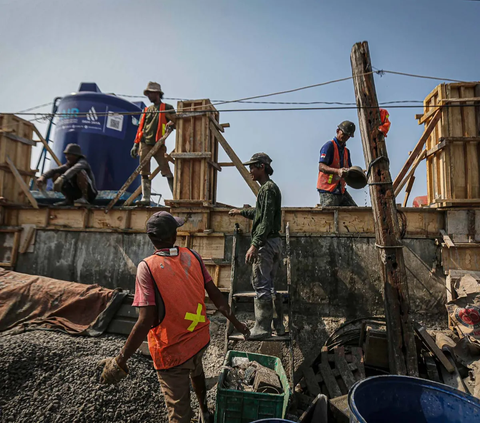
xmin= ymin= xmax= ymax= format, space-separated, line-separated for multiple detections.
xmin=351 ymin=41 xmax=418 ymax=376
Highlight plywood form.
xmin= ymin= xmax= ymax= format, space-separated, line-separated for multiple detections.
xmin=172 ymin=100 xmax=219 ymax=205
xmin=442 ymin=244 xmax=480 ymax=272
xmin=1 ymin=205 xmax=444 ymax=238
xmin=0 ymin=114 xmax=36 ymax=204
xmin=421 ymin=83 xmax=480 ymax=206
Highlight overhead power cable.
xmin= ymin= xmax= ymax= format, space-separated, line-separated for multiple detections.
xmin=15 ymin=102 xmax=54 ymax=114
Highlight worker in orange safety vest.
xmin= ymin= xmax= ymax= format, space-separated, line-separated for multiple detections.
xmin=98 ymin=211 xmax=250 ymax=423
xmin=130 ymin=82 xmax=176 ymax=203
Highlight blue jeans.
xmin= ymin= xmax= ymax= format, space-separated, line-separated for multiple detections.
xmin=251 ymin=237 xmax=282 ymax=300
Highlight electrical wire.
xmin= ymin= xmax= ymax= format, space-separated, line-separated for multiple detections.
xmin=15 ymin=102 xmax=54 ymax=113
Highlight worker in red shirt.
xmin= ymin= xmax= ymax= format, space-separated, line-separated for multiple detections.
xmin=379 ymin=108 xmax=391 ymax=137
xmin=99 ymin=211 xmax=249 ymax=423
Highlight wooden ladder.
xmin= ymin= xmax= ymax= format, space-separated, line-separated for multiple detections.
xmin=224 ymin=222 xmax=295 ymax=389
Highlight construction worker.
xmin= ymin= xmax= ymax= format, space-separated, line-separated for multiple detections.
xmin=99 ymin=211 xmax=249 ymax=423
xmin=229 ymin=153 xmax=284 ymax=340
xmin=36 ymin=143 xmax=97 ymax=206
xmin=317 ymin=121 xmax=357 ymax=207
xmin=130 ymin=82 xmax=176 ymax=204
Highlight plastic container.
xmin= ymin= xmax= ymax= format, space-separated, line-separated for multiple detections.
xmin=348 ymin=375 xmax=480 ymax=423
xmin=51 ymin=82 xmax=145 ymax=192
xmin=215 ymin=350 xmax=290 ymax=423
xmin=250 ymin=420 xmax=296 ymax=423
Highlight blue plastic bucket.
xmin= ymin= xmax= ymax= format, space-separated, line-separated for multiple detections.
xmin=250 ymin=420 xmax=296 ymax=423
xmin=348 ymin=375 xmax=480 ymax=423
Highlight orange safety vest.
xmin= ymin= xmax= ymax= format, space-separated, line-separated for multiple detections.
xmin=317 ymin=140 xmax=349 ymax=193
xmin=379 ymin=108 xmax=391 ymax=137
xmin=143 ymin=248 xmax=210 ymax=370
xmin=134 ymin=103 xmax=168 ymax=144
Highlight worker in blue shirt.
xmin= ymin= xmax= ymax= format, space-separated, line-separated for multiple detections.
xmin=316 ymin=121 xmax=357 ymax=207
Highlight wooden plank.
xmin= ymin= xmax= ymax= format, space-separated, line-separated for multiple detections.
xmin=5 ymin=156 xmax=39 ymax=209
xmin=402 ymin=176 xmax=415 ymax=207
xmin=351 ymin=347 xmax=366 ymax=380
xmin=351 ymin=41 xmax=418 ymax=377
xmin=319 ymin=349 xmax=342 ymax=398
xmin=334 ymin=346 xmax=356 ymax=390
xmin=418 ymin=106 xmax=441 ymax=125
xmin=303 ymin=367 xmax=322 ymax=397
xmin=170 ymin=152 xmax=212 ymax=159
xmin=105 ymin=130 xmax=172 ymax=212
xmin=18 ymin=226 xmax=35 ymax=254
xmin=209 ymin=123 xmax=260 ymax=196
xmin=426 ymin=140 xmax=446 ymax=158
xmin=393 ymin=109 xmax=442 ymax=192
xmin=440 ymin=229 xmax=455 ymax=248
xmin=123 ymin=165 xmax=162 ymax=206
xmin=414 ymin=325 xmax=455 ymax=373
xmin=440 ymin=354 xmax=467 ymax=392
xmin=32 ymin=125 xmax=62 ymax=166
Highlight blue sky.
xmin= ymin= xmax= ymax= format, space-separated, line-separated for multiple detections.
xmin=1 ymin=0 xmax=479 ymax=206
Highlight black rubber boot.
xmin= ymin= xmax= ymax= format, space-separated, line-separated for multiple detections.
xmin=250 ymin=297 xmax=273 ymax=340
xmin=273 ymin=293 xmax=286 ymax=336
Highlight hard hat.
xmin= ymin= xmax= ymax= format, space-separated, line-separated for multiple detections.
xmin=338 ymin=121 xmax=356 ymax=137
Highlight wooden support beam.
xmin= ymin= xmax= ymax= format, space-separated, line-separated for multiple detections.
xmin=440 ymin=229 xmax=455 ymax=248
xmin=351 ymin=41 xmax=418 ymax=376
xmin=105 ymin=130 xmax=172 ymax=213
xmin=6 ymin=156 xmax=39 ymax=209
xmin=32 ymin=125 xmax=62 ymax=166
xmin=218 ymin=162 xmax=235 ymax=167
xmin=402 ymin=175 xmax=415 ymax=207
xmin=393 ymin=109 xmax=442 ymax=192
xmin=394 ymin=150 xmax=425 ymax=197
xmin=123 ymin=165 xmax=162 ymax=207
xmin=209 ymin=123 xmax=260 ymax=196
xmin=18 ymin=226 xmax=35 ymax=254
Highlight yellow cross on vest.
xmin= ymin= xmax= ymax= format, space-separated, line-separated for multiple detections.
xmin=184 ymin=303 xmax=205 ymax=332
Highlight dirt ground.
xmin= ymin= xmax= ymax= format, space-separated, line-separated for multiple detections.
xmin=0 ymin=310 xmax=349 ymax=423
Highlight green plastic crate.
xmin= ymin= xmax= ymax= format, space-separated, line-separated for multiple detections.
xmin=214 ymin=350 xmax=290 ymax=423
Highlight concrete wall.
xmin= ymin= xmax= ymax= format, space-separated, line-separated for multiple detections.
xmin=16 ymin=230 xmax=446 ymax=320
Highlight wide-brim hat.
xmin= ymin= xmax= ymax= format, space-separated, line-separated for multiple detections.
xmin=344 ymin=166 xmax=367 ymax=189
xmin=63 ymin=143 xmax=85 ymax=158
xmin=143 ymin=81 xmax=164 ymax=96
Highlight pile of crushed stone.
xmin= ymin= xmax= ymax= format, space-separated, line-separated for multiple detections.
xmin=0 ymin=331 xmax=170 ymax=423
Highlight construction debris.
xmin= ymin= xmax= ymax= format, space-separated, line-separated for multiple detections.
xmin=222 ymin=357 xmax=283 ymax=394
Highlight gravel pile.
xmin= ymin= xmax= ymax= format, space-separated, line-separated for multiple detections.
xmin=0 ymin=331 xmax=170 ymax=423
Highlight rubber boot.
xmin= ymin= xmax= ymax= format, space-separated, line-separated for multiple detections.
xmin=272 ymin=293 xmax=286 ymax=336
xmin=249 ymin=297 xmax=273 ymax=340
xmin=167 ymin=176 xmax=174 ymax=195
xmin=137 ymin=178 xmax=151 ymax=205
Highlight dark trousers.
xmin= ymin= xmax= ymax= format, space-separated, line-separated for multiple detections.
xmin=318 ymin=191 xmax=357 ymax=207
xmin=54 ymin=171 xmax=97 ymax=203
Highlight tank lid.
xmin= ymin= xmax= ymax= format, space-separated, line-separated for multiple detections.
xmin=78 ymin=82 xmax=102 ymax=93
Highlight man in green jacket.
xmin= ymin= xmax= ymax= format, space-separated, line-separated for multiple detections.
xmin=229 ymin=153 xmax=284 ymax=340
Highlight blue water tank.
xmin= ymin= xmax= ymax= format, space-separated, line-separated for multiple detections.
xmin=51 ymin=83 xmax=145 ymax=192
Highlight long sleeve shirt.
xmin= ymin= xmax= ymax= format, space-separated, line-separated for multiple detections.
xmin=42 ymin=158 xmax=98 ymax=194
xmin=240 ymin=180 xmax=282 ymax=248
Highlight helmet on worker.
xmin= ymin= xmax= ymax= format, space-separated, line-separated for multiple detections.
xmin=337 ymin=121 xmax=356 ymax=142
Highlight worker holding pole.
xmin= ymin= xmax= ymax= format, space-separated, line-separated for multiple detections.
xmin=130 ymin=82 xmax=176 ymax=203
xmin=317 ymin=121 xmax=358 ymax=207
xmin=229 ymin=153 xmax=284 ymax=340
xmin=98 ymin=211 xmax=249 ymax=423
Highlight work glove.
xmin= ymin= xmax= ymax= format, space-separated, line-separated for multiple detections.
xmin=53 ymin=176 xmax=65 ymax=192
xmin=98 ymin=357 xmax=129 ymax=384
xmin=130 ymin=143 xmax=139 ymax=159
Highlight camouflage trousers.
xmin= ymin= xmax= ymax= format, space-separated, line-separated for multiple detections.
xmin=318 ymin=191 xmax=357 ymax=207
xmin=252 ymin=237 xmax=282 ymax=300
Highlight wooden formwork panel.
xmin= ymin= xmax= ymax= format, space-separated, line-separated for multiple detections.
xmin=0 ymin=114 xmax=36 ymax=204
xmin=173 ymin=100 xmax=219 ymax=205
xmin=424 ymin=83 xmax=480 ymax=206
